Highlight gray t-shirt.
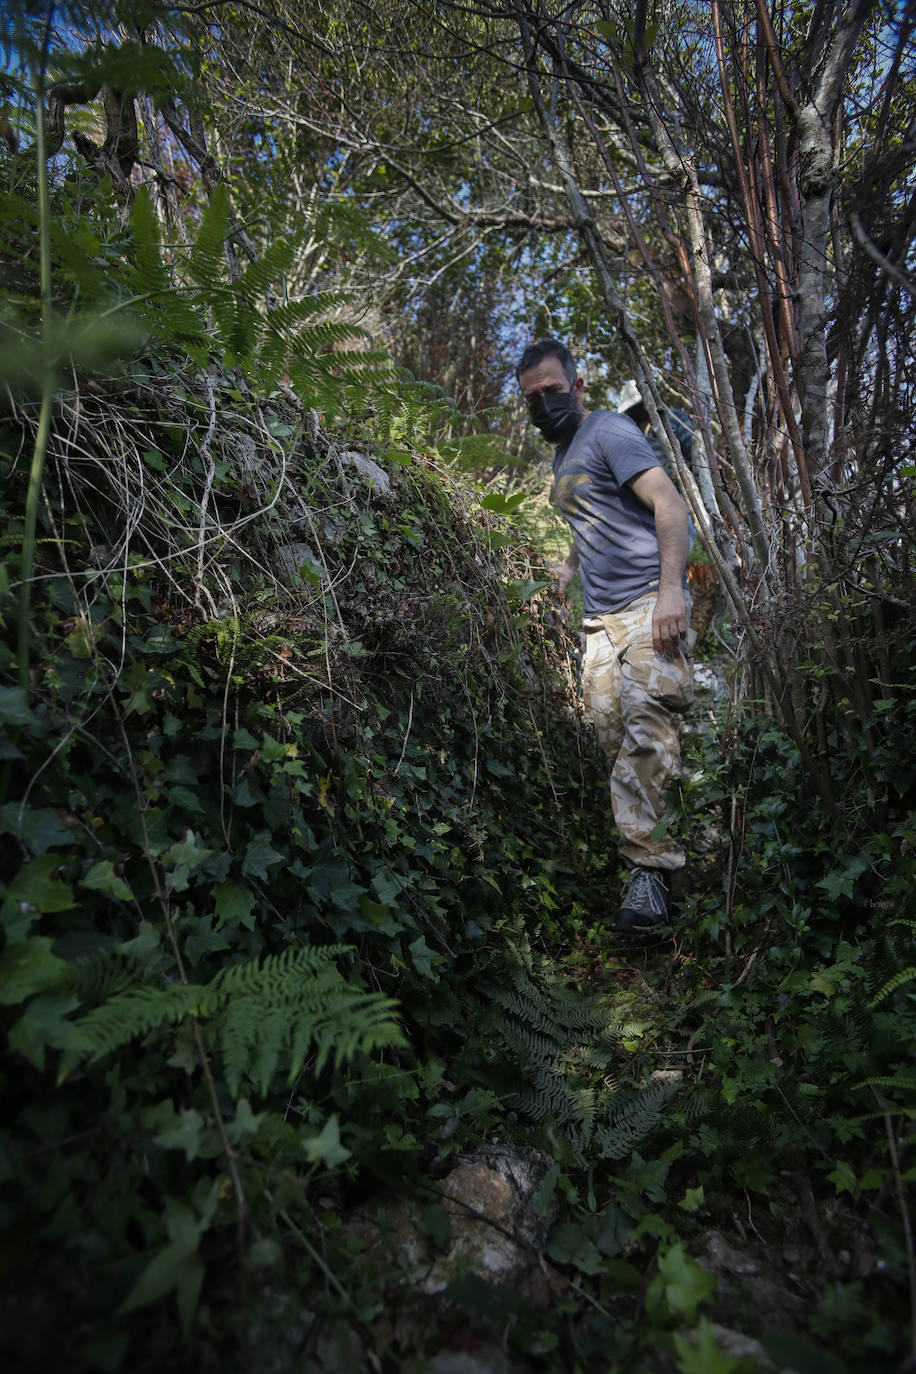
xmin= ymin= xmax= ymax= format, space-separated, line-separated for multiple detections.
xmin=551 ymin=411 xmax=661 ymax=614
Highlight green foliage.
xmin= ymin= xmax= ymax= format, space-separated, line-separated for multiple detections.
xmin=1 ymin=12 xmax=914 ymax=1369
xmin=0 ymin=254 xmax=614 ymax=1366
xmin=51 ymin=944 xmax=403 ymax=1093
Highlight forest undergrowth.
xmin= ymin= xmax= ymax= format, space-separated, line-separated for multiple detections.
xmin=1 ymin=92 xmax=915 ymax=1374
xmin=1 ymin=356 xmax=914 ymax=1374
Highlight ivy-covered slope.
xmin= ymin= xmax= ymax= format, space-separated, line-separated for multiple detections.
xmin=2 ymin=121 xmax=915 ymax=1374
xmin=0 ymin=355 xmax=621 ymax=1369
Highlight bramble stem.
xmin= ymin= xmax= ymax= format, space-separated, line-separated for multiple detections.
xmin=18 ymin=48 xmax=56 ymax=698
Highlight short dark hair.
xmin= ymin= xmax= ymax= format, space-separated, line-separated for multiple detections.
xmin=515 ymin=338 xmax=577 ymax=385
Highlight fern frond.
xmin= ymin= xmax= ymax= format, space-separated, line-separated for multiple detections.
xmin=836 ymin=1107 xmax=916 ymax=1125
xmin=209 ymin=944 xmax=353 ymax=998
xmin=497 ymin=1021 xmax=565 ymax=1068
xmin=595 ymin=1081 xmax=679 ymax=1161
xmin=63 ymin=943 xmax=402 ymax=1098
xmin=507 ymin=1069 xmax=594 ymax=1128
xmin=856 ymin=1074 xmax=916 ymax=1094
xmin=869 ymin=966 xmax=916 ymax=1008
xmin=130 ymin=189 xmax=171 ymax=298
xmin=186 ymin=184 xmax=230 ymax=291
xmin=236 ymin=239 xmax=296 ymax=298
xmin=66 ymin=982 xmax=208 ymax=1062
xmin=212 ymin=946 xmax=402 ymax=1095
xmin=579 ymin=1037 xmax=622 ymax=1071
xmin=69 ymin=947 xmax=162 ymax=1002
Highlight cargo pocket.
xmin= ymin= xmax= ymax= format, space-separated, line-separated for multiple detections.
xmin=620 ymin=638 xmax=694 ymax=714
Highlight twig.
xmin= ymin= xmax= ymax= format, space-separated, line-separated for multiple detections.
xmin=873 ymin=1087 xmax=916 ymax=1361
xmin=393 ymin=690 xmax=414 ymax=776
xmin=114 ymin=711 xmax=255 ymax=1260
xmin=194 ymin=369 xmax=219 ymax=613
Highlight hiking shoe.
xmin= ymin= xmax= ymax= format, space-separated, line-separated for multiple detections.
xmin=615 ymin=867 xmax=670 ymax=934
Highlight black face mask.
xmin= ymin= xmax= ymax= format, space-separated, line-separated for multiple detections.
xmin=528 ymin=387 xmax=581 ymax=445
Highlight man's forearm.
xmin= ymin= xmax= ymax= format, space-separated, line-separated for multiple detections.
xmin=651 ymin=498 xmax=689 ymax=655
xmin=653 ymin=499 xmax=689 ymax=594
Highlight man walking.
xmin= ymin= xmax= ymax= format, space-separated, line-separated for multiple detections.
xmin=516 ymin=339 xmax=693 ymax=933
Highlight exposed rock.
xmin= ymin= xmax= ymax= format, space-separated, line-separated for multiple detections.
xmin=707 ymin=1323 xmax=780 ymax=1369
xmin=303 ymin=1318 xmax=367 ymax=1374
xmin=704 ymin=1230 xmax=761 ymax=1277
xmin=340 ymin=449 xmax=392 ymax=497
xmin=274 ymin=539 xmax=325 ymax=584
xmin=701 ymin=1229 xmax=806 ymax=1336
xmin=427 ymin=1348 xmax=531 ymax=1374
xmin=349 ymin=1146 xmax=555 ymax=1297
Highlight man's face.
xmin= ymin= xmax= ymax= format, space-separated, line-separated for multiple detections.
xmin=518 ymin=355 xmax=585 ymax=444
xmin=517 ymin=356 xmax=583 ymax=409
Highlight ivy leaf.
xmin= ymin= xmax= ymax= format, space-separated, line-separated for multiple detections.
xmin=260 ymin=733 xmax=287 ymax=763
xmin=506 ymin=578 xmax=550 ymax=603
xmin=596 ymin=1204 xmax=633 ymax=1255
xmin=227 ymin=1098 xmax=265 ymax=1145
xmin=249 ymin=1238 xmax=283 ymax=1267
xmin=419 ymin=1203 xmax=451 ymax=1250
xmin=0 ymin=803 xmax=71 ymax=855
xmin=371 ymin=869 xmax=402 ymax=905
xmin=154 ymin=1109 xmax=206 ymax=1161
xmin=480 ymin=491 xmax=526 ymax=515
xmin=83 ymin=860 xmax=133 ymax=903
xmin=672 ymin=1316 xmax=743 ymax=1373
xmin=162 ymin=832 xmax=215 ymax=892
xmin=408 ymin=935 xmax=442 ymax=979
xmin=184 ymin=916 xmax=231 ymax=962
xmin=242 ymin=834 xmax=285 ymax=880
xmin=120 ymin=1246 xmax=204 ymax=1337
xmin=546 ymin=1221 xmax=604 ymax=1275
xmin=815 ymin=854 xmax=869 ymax=902
xmin=302 ymin=1115 xmax=351 ymax=1169
xmin=1 ymin=854 xmax=74 ymax=940
xmin=358 ymin=895 xmax=403 ymax=935
xmin=656 ymin=1242 xmax=717 ymax=1321
xmin=117 ymin=922 xmax=161 ymax=956
xmin=532 ymin=1163 xmax=561 ymax=1218
xmin=11 ymin=992 xmax=81 ymax=1071
xmin=212 ymin=881 xmax=256 ymax=930
xmin=678 ymin=1185 xmax=705 ymax=1213
xmin=0 ymin=685 xmax=32 ymax=725
xmin=0 ymin=938 xmax=71 ymax=1005
xmin=233 ymin=727 xmax=259 ymax=750
xmin=759 ymin=1331 xmax=848 ymax=1374
xmin=826 ymin=1160 xmax=858 ymax=1195
xmin=120 ymin=660 xmax=156 ymax=715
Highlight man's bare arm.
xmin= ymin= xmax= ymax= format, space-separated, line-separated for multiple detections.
xmin=549 ymin=545 xmax=580 ymax=595
xmin=627 ymin=467 xmax=690 ymax=655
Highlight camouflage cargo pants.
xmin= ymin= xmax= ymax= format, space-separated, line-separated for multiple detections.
xmin=582 ymin=592 xmax=694 ymax=871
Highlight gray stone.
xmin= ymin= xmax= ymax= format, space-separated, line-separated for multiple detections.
xmin=707 ymin=1323 xmax=780 ymax=1369
xmin=427 ymin=1348 xmax=530 ymax=1374
xmin=275 ymin=541 xmax=325 ymax=584
xmin=703 ymin=1230 xmax=761 ymax=1276
xmin=340 ymin=450 xmax=392 ymax=497
xmin=348 ymin=1146 xmax=555 ymax=1297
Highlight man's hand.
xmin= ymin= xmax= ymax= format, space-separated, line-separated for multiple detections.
xmin=652 ymin=587 xmax=687 ymax=657
xmin=549 ymin=548 xmax=579 ymax=595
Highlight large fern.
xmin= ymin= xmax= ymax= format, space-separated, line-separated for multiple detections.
xmin=463 ymin=931 xmax=682 ymax=1162
xmin=59 ymin=944 xmax=403 ymax=1097
xmin=124 ymin=184 xmax=389 ymax=406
